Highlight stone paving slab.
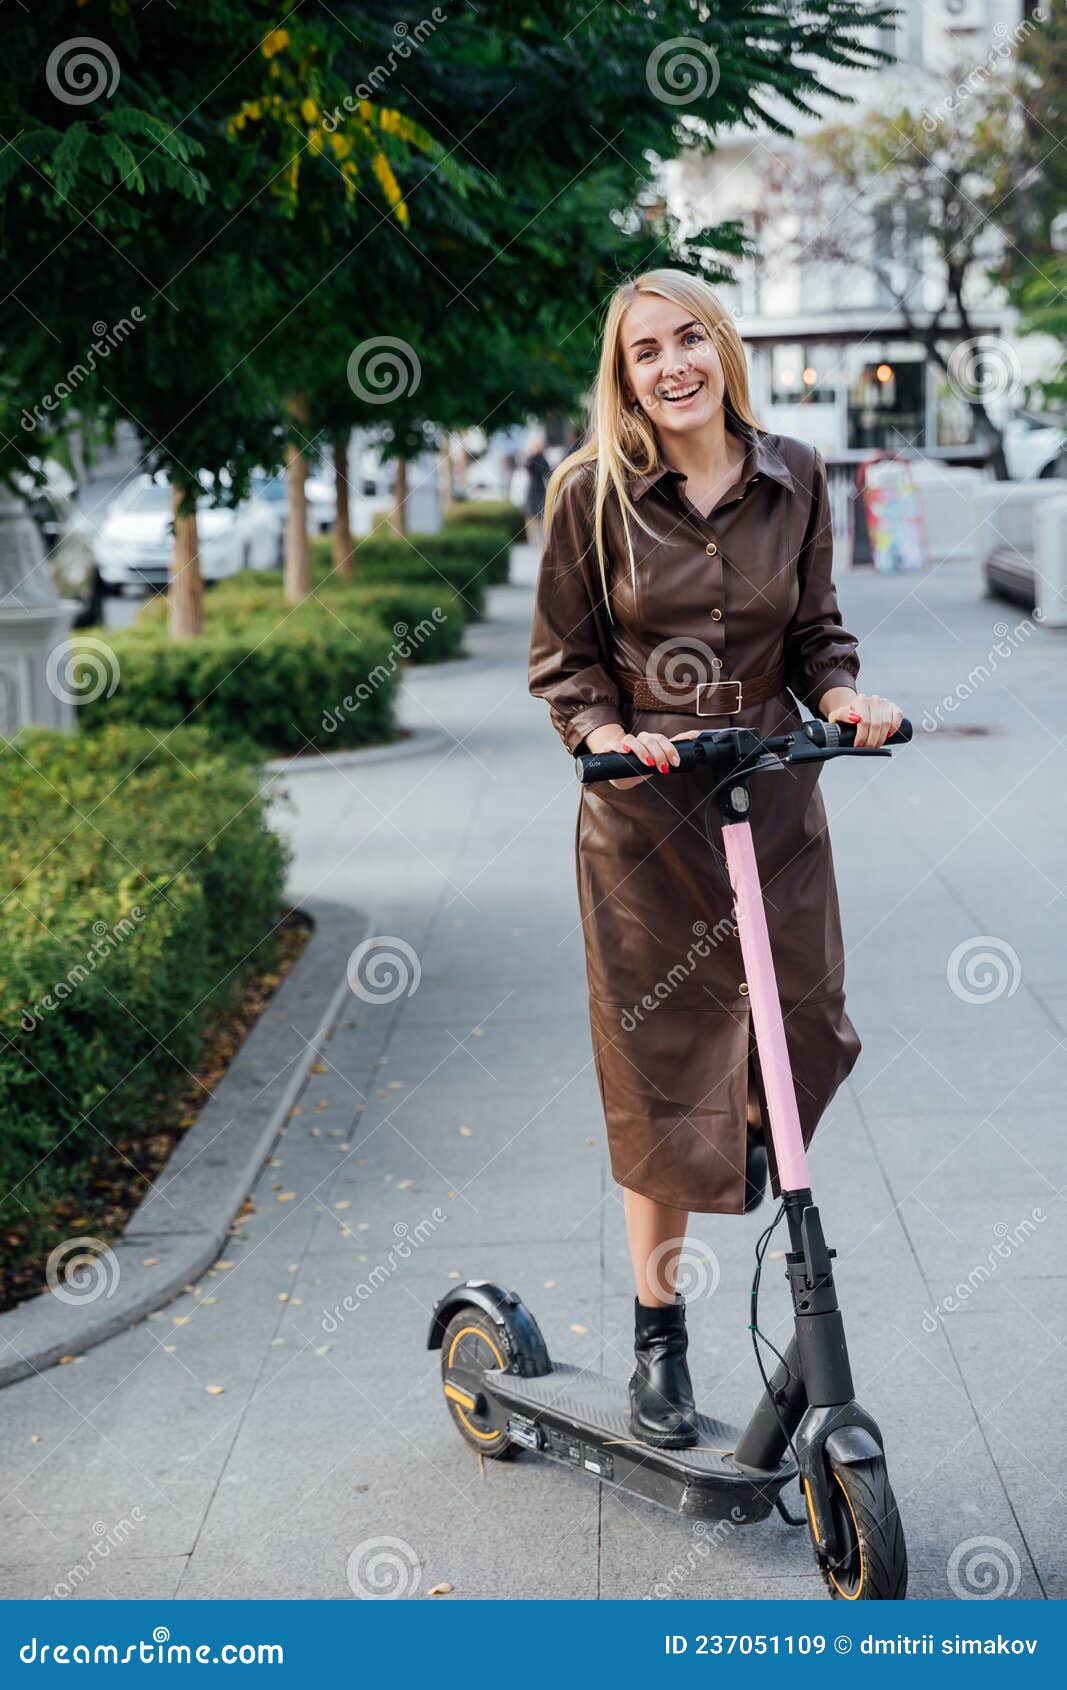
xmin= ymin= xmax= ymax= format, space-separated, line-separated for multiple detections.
xmin=0 ymin=544 xmax=1062 ymax=1600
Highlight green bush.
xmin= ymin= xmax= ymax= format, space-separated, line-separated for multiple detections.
xmin=138 ymin=573 xmax=466 ymax=664
xmin=311 ymin=527 xmax=501 ymax=610
xmin=0 ymin=725 xmax=290 ymax=1256
xmin=445 ymin=498 xmax=526 ymax=548
xmin=75 ymin=612 xmax=401 ymax=753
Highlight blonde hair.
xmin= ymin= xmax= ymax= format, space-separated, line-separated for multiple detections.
xmin=543 ymin=268 xmax=762 ymax=621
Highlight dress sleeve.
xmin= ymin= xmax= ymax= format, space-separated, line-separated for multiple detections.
xmin=528 ymin=466 xmax=623 ymax=755
xmin=784 ymin=448 xmax=861 ymax=716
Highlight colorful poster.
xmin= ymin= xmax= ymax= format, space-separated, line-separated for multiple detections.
xmin=860 ymin=457 xmax=929 ymax=572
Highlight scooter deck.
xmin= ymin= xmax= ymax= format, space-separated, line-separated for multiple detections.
xmin=486 ymin=1362 xmax=796 ymax=1523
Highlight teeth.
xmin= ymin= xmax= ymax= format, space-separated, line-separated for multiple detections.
xmin=662 ymin=383 xmax=701 ymax=400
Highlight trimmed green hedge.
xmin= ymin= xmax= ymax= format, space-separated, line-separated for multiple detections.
xmin=75 ymin=612 xmax=401 ymax=753
xmin=311 ymin=523 xmax=507 ymax=605
xmin=444 ymin=498 xmax=526 ymax=548
xmin=0 ymin=725 xmax=290 ymax=1254
xmin=138 ymin=572 xmax=466 ymax=665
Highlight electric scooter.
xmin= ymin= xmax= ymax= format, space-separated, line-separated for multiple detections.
xmin=429 ymin=716 xmax=911 ymax=1600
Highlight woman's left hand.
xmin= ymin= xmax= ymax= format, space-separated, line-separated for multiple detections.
xmin=825 ymin=691 xmax=904 ymax=749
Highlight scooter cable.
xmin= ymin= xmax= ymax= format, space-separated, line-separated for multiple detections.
xmin=750 ymin=1201 xmax=807 ymax=1526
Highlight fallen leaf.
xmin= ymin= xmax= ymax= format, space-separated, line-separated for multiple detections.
xmin=570 ymin=1323 xmax=588 ymax=1335
xmin=205 ymin=1385 xmax=225 ymax=1396
xmin=448 ymin=1271 xmax=462 ymax=1280
xmin=276 ymin=1192 xmax=296 ymax=1203
xmin=544 ymin=1280 xmax=556 ymax=1289
xmin=397 ymin=1179 xmax=413 ymax=1190
xmin=386 ymin=1081 xmax=404 ymax=1091
xmin=458 ymin=1126 xmax=472 ymax=1138
xmin=142 ymin=1257 xmax=160 ymax=1267
xmin=163 ymin=1345 xmax=176 ymax=1354
xmin=172 ymin=1317 xmax=190 ymax=1327
xmin=59 ymin=1355 xmax=76 ymax=1364
xmin=216 ymin=1261 xmax=234 ymax=1270
xmin=333 ymin=1200 xmax=350 ymax=1211
xmin=429 ymin=1582 xmax=453 ymax=1596
xmin=278 ymin=1292 xmax=290 ymax=1303
xmin=31 ymin=1435 xmax=42 ymax=1444
xmin=289 ymin=1107 xmax=302 ymax=1117
xmin=198 ymin=1297 xmax=217 ymax=1306
xmin=311 ymin=1063 xmax=328 ymax=1074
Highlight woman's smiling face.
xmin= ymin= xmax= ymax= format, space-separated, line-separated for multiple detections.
xmin=619 ymin=293 xmax=726 ymax=438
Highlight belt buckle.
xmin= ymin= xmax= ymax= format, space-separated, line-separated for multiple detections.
xmin=696 ymin=678 xmax=742 ymax=716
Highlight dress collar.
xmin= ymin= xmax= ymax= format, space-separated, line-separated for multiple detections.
xmin=626 ymin=424 xmax=794 ymax=502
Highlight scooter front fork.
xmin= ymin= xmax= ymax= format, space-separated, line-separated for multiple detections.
xmin=733 ymin=1190 xmax=884 ymax=1561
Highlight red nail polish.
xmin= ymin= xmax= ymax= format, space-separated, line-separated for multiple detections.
xmin=660 ymin=763 xmax=669 ymax=773
xmin=847 ymin=712 xmax=861 ymax=721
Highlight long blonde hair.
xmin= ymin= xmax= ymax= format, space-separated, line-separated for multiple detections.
xmin=543 ymin=268 xmax=762 ymax=621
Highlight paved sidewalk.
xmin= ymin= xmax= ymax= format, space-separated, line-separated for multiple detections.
xmin=0 ymin=544 xmax=1064 ymax=1601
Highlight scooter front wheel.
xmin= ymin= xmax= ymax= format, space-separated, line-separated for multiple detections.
xmin=439 ymin=1306 xmax=519 ymax=1460
xmin=815 ymin=1457 xmax=908 ymax=1601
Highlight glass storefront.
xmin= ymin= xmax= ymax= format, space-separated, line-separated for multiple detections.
xmin=845 ymin=343 xmax=925 ymax=450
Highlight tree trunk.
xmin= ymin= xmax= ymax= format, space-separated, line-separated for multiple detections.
xmin=284 ymin=392 xmax=310 ymax=604
xmin=389 ymin=455 xmax=408 ymax=537
xmin=333 ymin=432 xmax=353 ymax=578
xmin=439 ymin=436 xmax=454 ymax=515
xmin=169 ymin=482 xmax=203 ymax=638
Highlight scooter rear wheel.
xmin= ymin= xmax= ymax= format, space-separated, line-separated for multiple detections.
xmin=439 ymin=1306 xmax=519 ymax=1460
xmin=816 ymin=1457 xmax=908 ymax=1601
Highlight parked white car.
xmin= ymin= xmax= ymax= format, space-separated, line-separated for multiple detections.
xmin=96 ymin=475 xmax=279 ymax=591
xmin=249 ymin=466 xmax=335 ymax=542
xmin=1002 ymin=411 xmax=1066 ymax=481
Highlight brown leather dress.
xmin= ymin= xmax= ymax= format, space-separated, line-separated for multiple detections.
xmin=528 ymin=424 xmax=863 ymax=1214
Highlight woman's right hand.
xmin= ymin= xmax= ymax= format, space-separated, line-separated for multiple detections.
xmin=583 ymin=724 xmax=690 ymax=789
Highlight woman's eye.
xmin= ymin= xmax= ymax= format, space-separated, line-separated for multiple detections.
xmin=683 ymin=330 xmax=705 ymax=345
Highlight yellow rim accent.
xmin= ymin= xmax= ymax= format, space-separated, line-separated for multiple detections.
xmin=803 ymin=1477 xmax=819 ymax=1537
xmin=826 ymin=1470 xmax=867 ymax=1601
xmin=445 ymin=1323 xmax=505 ymax=1443
xmin=443 ymin=1382 xmax=476 ymax=1410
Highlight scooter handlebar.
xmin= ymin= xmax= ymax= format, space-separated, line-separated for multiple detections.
xmin=575 ymin=717 xmax=912 ymax=786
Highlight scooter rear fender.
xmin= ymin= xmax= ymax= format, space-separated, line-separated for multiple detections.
xmin=427 ymin=1279 xmax=552 ymax=1378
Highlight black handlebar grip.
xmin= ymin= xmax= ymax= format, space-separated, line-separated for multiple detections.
xmin=576 ymin=739 xmax=703 ymax=785
xmin=807 ymin=716 xmax=913 ymax=749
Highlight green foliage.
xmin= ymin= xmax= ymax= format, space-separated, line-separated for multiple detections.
xmin=72 ymin=614 xmax=401 ymax=754
xmin=0 ymin=725 xmax=289 ymax=1254
xmin=444 ymin=500 xmax=526 ymax=549
xmin=137 ymin=572 xmax=467 ymax=663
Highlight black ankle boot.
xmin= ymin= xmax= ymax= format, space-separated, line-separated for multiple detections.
xmin=628 ymin=1294 xmax=700 ymax=1448
xmin=744 ymin=1119 xmax=768 ymax=1213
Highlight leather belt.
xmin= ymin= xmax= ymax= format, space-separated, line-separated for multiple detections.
xmin=616 ymin=659 xmax=787 ymax=717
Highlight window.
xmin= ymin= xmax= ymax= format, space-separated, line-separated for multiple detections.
xmin=770 ymin=344 xmax=835 ymax=405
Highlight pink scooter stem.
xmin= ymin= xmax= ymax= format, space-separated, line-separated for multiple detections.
xmin=721 ymin=818 xmax=810 ymax=1194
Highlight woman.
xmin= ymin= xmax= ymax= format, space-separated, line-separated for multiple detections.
xmin=527 ymin=269 xmax=903 ymax=1449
